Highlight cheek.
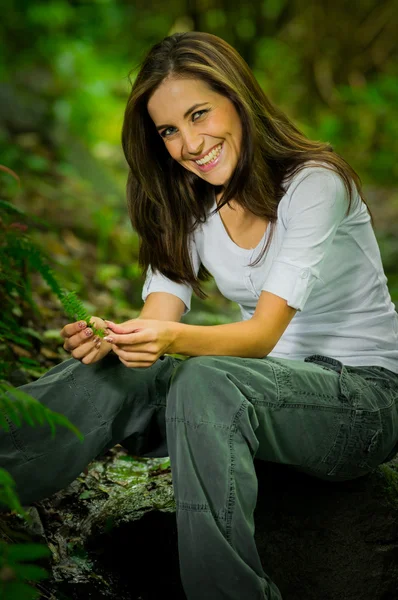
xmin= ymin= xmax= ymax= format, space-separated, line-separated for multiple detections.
xmin=165 ymin=142 xmax=181 ymax=161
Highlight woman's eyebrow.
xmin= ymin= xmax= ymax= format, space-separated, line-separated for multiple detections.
xmin=155 ymin=102 xmax=209 ymax=131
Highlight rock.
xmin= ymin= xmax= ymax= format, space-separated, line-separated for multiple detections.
xmin=84 ymin=456 xmax=398 ymax=600
xmin=2 ymin=447 xmax=397 ymax=599
xmin=253 ymin=457 xmax=398 ymax=600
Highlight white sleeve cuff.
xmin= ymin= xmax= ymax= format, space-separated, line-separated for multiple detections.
xmin=142 ymin=265 xmax=193 ymax=316
xmin=260 ymin=260 xmax=319 ymax=311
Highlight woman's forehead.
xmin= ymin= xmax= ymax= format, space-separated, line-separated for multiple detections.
xmin=147 ymin=78 xmax=215 ymax=117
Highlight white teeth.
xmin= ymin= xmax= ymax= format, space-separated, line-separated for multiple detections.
xmin=195 ymin=143 xmax=222 ymax=165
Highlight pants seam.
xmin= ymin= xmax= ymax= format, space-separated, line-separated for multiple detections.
xmin=225 ymin=400 xmax=248 ymax=544
xmin=68 ymin=367 xmax=106 ymax=425
xmin=165 ymin=416 xmax=231 ymax=430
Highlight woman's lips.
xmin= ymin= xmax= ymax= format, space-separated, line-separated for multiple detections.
xmin=194 ymin=142 xmax=224 ymax=172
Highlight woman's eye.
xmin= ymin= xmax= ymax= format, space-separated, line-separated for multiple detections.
xmin=160 ymin=109 xmax=208 ymax=138
xmin=161 ymin=127 xmax=174 ymax=138
xmin=192 ymin=109 xmax=207 ymax=121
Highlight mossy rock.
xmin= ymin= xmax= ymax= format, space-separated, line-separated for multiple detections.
xmin=3 ymin=450 xmax=397 ymax=599
xmin=253 ymin=457 xmax=398 ymax=600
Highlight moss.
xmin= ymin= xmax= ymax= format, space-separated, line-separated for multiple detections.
xmin=379 ymin=464 xmax=398 ymax=508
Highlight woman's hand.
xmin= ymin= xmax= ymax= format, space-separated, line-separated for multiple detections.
xmin=60 ymin=316 xmax=112 ymax=365
xmin=103 ymin=318 xmax=176 ymax=368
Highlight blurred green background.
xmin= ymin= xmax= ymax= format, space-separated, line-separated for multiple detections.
xmin=1 ymin=0 xmax=397 ymax=374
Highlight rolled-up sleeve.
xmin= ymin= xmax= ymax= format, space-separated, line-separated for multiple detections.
xmin=142 ymin=234 xmax=201 ymax=316
xmin=261 ymin=167 xmax=349 ymax=311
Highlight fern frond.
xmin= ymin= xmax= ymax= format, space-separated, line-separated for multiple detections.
xmin=0 ymin=383 xmax=84 ymax=441
xmin=59 ymin=290 xmax=105 ymax=337
xmin=0 ymin=468 xmax=29 ymax=517
xmin=0 ymin=199 xmax=26 ymax=216
xmin=1 ymin=233 xmax=105 ymax=338
xmin=59 ymin=290 xmax=91 ymax=323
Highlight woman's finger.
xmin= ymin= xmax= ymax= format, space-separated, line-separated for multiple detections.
xmin=116 ymin=349 xmax=152 ymax=362
xmin=111 ymin=345 xmax=153 ymax=362
xmin=69 ymin=337 xmax=99 ymax=361
xmin=113 ymin=343 xmax=151 ymax=352
xmin=63 ymin=328 xmax=95 ymax=352
xmin=60 ymin=320 xmax=88 ymax=339
xmin=104 ymin=330 xmax=147 ymax=346
xmin=104 ymin=320 xmax=144 ymax=334
xmin=79 ymin=344 xmax=102 ymax=365
xmin=118 ymin=356 xmax=153 ymax=368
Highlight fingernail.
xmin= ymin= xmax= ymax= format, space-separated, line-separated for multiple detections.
xmin=93 ymin=336 xmax=99 ymax=343
xmin=78 ymin=321 xmax=87 ymax=329
xmin=104 ymin=336 xmax=114 ymax=343
xmin=85 ymin=328 xmax=93 ymax=337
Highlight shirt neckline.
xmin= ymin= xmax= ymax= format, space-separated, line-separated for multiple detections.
xmin=210 ymin=196 xmax=269 ymax=256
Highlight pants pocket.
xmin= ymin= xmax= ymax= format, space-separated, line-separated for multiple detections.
xmin=302 ymin=356 xmax=398 ymax=479
xmin=303 ymin=354 xmax=360 ymax=406
xmin=326 ymin=378 xmax=397 ymax=479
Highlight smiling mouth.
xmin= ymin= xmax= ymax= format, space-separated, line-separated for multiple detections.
xmin=192 ymin=143 xmax=223 ymax=166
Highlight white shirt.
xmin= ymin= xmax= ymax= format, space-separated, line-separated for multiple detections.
xmin=142 ymin=163 xmax=398 ymax=374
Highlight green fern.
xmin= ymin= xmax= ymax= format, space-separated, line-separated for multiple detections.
xmin=0 ymin=468 xmax=28 ymax=517
xmin=59 ymin=290 xmax=105 ymax=338
xmin=0 ymin=380 xmax=84 ymax=518
xmin=0 ymin=168 xmax=98 ymax=600
xmin=0 ymin=383 xmax=84 ymax=441
xmin=1 ymin=233 xmax=106 ymax=338
xmin=0 ymin=535 xmax=51 ymax=600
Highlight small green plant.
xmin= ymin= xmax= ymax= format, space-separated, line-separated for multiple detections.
xmin=0 ymin=165 xmax=106 ymax=385
xmin=60 ymin=290 xmax=105 ymax=338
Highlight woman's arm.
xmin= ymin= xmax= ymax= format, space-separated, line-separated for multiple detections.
xmin=136 ymin=291 xmax=186 ymax=322
xmin=169 ymin=291 xmax=297 ymax=358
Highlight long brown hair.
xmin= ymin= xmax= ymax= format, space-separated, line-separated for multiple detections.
xmin=122 ymin=31 xmax=373 ymax=301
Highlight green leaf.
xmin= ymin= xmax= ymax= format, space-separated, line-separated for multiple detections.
xmin=20 ymin=328 xmax=44 ymax=342
xmin=17 ymin=358 xmax=40 ymax=367
xmin=0 ymin=386 xmax=84 ymax=441
xmin=4 ymin=543 xmax=51 ymax=562
xmin=0 ymin=468 xmax=16 ymax=488
xmin=0 ymin=580 xmax=41 ymax=600
xmin=0 ymin=199 xmax=26 ymax=216
xmin=42 ymin=329 xmax=62 ymax=341
xmin=9 ymin=563 xmax=49 ymax=581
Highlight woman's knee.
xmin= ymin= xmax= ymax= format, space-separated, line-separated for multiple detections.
xmin=166 ymin=356 xmax=254 ymax=427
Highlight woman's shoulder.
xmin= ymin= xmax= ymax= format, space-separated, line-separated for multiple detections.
xmin=278 ymin=160 xmax=355 ymax=224
xmin=282 ymin=159 xmax=343 ymax=192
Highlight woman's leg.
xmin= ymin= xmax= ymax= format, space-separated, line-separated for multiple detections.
xmin=0 ymin=353 xmax=180 ymax=506
xmin=165 ymin=353 xmax=398 ymax=600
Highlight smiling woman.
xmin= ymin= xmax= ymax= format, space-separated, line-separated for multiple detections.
xmin=121 ymin=31 xmax=372 ymax=296
xmin=2 ymin=30 xmax=398 ymax=600
xmin=147 ymin=78 xmax=242 ymax=182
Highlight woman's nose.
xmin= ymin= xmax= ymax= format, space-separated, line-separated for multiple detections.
xmin=181 ymin=131 xmax=204 ymax=157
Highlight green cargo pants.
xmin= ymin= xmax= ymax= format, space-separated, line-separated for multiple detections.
xmin=1 ymin=352 xmax=397 ymax=599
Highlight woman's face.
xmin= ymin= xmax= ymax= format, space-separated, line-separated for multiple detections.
xmin=147 ymin=77 xmax=242 ymax=187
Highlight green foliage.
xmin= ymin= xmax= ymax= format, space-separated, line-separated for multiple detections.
xmin=60 ymin=290 xmax=105 ymax=338
xmin=0 ymin=383 xmax=84 ymax=441
xmin=0 ymin=539 xmax=51 ymax=600
xmin=0 ymin=191 xmax=106 ymax=386
xmin=0 ymin=468 xmax=28 ymax=519
xmin=0 ymin=379 xmax=84 ymax=520
xmin=0 ymin=200 xmax=105 ymax=338
xmin=0 ymin=170 xmax=104 ymax=598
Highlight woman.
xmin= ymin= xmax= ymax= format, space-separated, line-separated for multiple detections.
xmin=2 ymin=31 xmax=398 ymax=600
